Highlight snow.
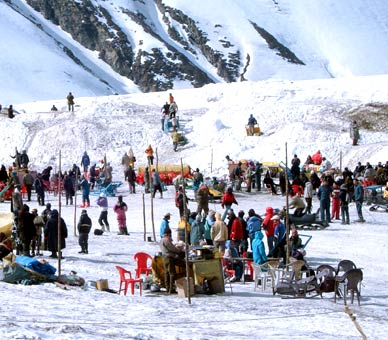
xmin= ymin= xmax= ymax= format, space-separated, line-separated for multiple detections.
xmin=0 ymin=74 xmax=388 ymax=339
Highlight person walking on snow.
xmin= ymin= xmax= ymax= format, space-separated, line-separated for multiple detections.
xmin=247 ymin=114 xmax=257 ymax=136
xmin=221 ymin=187 xmax=238 ymax=221
xmin=96 ymin=192 xmax=110 ymax=231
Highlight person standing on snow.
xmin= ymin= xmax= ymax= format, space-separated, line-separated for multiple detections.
xmin=124 ymin=166 xmax=137 ymax=194
xmin=121 ymin=152 xmax=130 ymax=178
xmin=67 ymin=92 xmax=74 ymax=112
xmin=79 ymin=174 xmax=90 ymax=208
xmin=80 ymin=151 xmax=90 ymax=173
xmin=45 ymin=209 xmax=68 ymax=258
xmin=23 ymin=170 xmax=34 ymax=202
xmin=145 ymin=144 xmax=154 ymax=165
xmin=113 ymin=195 xmax=129 ymax=235
xmin=77 ymin=210 xmax=92 ymax=254
xmin=317 ymin=180 xmax=332 ymax=224
xmin=350 ymin=120 xmax=360 ymax=146
xmin=353 ymin=178 xmax=365 ymax=223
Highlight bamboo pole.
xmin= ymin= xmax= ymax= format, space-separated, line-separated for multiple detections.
xmin=210 ymin=148 xmax=213 ymax=173
xmin=344 ymin=306 xmax=367 ymax=340
xmin=57 ymin=151 xmax=62 ymax=275
xmin=150 ymin=147 xmax=157 ymax=242
xmin=181 ymin=158 xmax=191 ymax=304
xmin=73 ymin=169 xmax=78 ymax=237
xmin=142 ymin=193 xmax=146 ymax=241
xmin=285 ymin=143 xmax=290 ymax=265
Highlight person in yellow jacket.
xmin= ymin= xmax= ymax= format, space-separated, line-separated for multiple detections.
xmin=171 ymin=128 xmax=180 ymax=152
xmin=177 ymin=217 xmax=190 ymax=242
xmin=144 ymin=144 xmax=154 ymax=165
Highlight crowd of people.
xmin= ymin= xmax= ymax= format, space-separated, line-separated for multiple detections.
xmin=1 ymin=96 xmax=387 ymax=294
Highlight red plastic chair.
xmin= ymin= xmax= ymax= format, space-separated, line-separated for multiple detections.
xmin=115 ymin=266 xmax=142 ymax=296
xmin=222 ymin=258 xmax=236 ymax=280
xmin=133 ymin=252 xmax=153 ymax=279
xmin=242 ymin=252 xmax=254 ymax=281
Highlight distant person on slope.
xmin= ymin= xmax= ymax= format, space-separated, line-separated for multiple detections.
xmin=51 ymin=105 xmax=58 ymax=111
xmin=8 ymin=105 xmax=14 ymax=119
xmin=67 ymin=92 xmax=75 ymax=112
xmin=350 ymin=120 xmax=360 ymax=146
xmin=247 ymin=114 xmax=258 ymax=136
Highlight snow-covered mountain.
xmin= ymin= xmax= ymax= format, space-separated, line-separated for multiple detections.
xmin=2 ymin=0 xmax=388 ymax=104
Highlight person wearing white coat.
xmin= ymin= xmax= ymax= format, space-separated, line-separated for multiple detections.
xmin=304 ymin=181 xmax=313 ymax=214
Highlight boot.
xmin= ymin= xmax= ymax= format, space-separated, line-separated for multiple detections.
xmin=80 ymin=202 xmax=85 ymax=208
xmin=84 ymin=245 xmax=88 ymax=254
xmin=86 ymin=201 xmax=90 ymax=207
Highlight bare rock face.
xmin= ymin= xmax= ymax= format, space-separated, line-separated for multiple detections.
xmin=24 ymin=0 xmax=303 ymax=92
xmin=25 ymin=0 xmax=218 ymax=91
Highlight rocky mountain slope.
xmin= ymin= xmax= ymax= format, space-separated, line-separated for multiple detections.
xmin=3 ymin=0 xmax=388 ymax=103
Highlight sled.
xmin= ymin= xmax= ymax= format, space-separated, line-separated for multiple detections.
xmin=208 ymin=187 xmax=222 ymax=202
xmin=245 ymin=124 xmax=261 ymax=136
xmin=289 ymin=213 xmax=328 ymax=230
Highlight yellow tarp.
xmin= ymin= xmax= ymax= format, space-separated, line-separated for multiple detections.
xmin=0 ymin=212 xmax=14 ymax=237
xmin=137 ymin=164 xmax=191 ymax=175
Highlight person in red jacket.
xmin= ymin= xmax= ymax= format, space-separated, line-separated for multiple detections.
xmin=221 ymin=187 xmax=238 ymax=221
xmin=331 ymin=182 xmax=341 ymax=220
xmin=227 ymin=210 xmax=244 ymax=255
xmin=311 ymin=150 xmax=323 ymax=165
xmin=261 ymin=206 xmax=275 ymax=255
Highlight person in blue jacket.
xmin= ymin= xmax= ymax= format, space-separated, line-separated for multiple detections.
xmin=246 ymin=209 xmax=262 ymax=248
xmin=81 ymin=151 xmax=90 ymax=173
xmin=353 ymin=178 xmax=365 ymax=222
xmin=79 ymin=175 xmax=90 ymax=208
xmin=252 ymin=230 xmax=267 ymax=264
xmin=159 ymin=213 xmax=171 ymax=238
xmin=270 ymin=215 xmax=286 ymax=263
xmin=317 ymin=180 xmax=333 ymax=224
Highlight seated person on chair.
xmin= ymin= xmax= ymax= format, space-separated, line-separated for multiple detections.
xmin=269 ymin=215 xmax=286 ymax=263
xmin=160 ymin=228 xmax=185 ymax=293
xmin=289 ymin=228 xmax=305 ymax=261
xmin=223 ymin=240 xmax=243 ymax=282
xmin=289 ymin=194 xmax=306 ymax=217
xmin=263 ymin=171 xmax=278 ymax=195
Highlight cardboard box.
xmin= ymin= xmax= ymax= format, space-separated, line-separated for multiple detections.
xmin=176 ymin=277 xmax=194 ymax=298
xmin=96 ymin=279 xmax=109 ymax=291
